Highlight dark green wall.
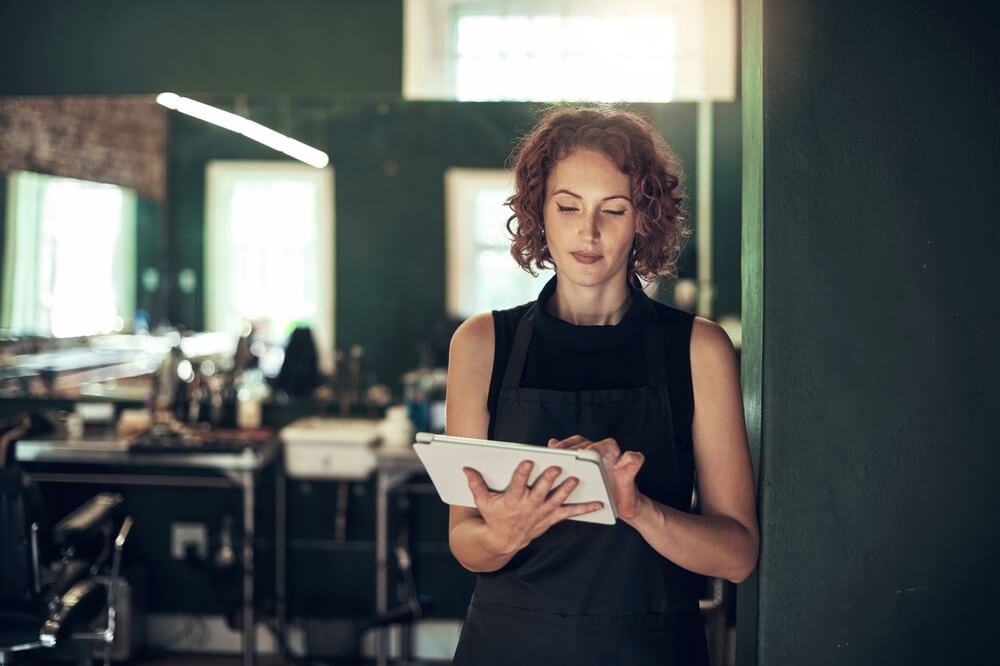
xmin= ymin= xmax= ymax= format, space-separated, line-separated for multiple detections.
xmin=169 ymin=98 xmax=734 ymax=388
xmin=712 ymin=103 xmax=743 ymax=318
xmin=740 ymin=0 xmax=999 ymax=664
xmin=135 ymin=195 xmax=165 ymax=324
xmin=0 ymin=0 xmax=402 ymax=96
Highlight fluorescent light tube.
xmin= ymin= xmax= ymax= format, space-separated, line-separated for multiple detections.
xmin=156 ymin=92 xmax=329 ymax=169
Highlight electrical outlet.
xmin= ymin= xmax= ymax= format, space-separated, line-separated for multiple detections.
xmin=171 ymin=522 xmax=208 ymax=560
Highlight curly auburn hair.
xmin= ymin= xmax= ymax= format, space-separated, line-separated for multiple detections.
xmin=505 ymin=106 xmax=690 ymax=284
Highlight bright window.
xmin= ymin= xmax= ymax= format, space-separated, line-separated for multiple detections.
xmin=445 ymin=168 xmax=548 ymax=318
xmin=204 ymin=161 xmax=334 ymax=372
xmin=405 ymin=0 xmax=736 ymax=102
xmin=1 ymin=171 xmax=136 ymax=337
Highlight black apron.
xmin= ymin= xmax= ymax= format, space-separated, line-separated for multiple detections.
xmin=452 ymin=294 xmax=710 ymax=666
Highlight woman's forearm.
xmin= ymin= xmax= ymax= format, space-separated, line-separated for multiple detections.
xmin=449 ymin=517 xmax=518 ymax=573
xmin=623 ymin=495 xmax=758 ymax=584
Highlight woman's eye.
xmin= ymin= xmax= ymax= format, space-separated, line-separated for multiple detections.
xmin=603 ymin=209 xmax=627 ymax=216
xmin=557 ymin=204 xmax=579 ymax=213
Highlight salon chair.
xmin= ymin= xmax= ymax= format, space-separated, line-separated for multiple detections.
xmin=0 ymin=415 xmax=133 ymax=665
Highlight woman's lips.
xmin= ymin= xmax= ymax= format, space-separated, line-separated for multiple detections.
xmin=571 ymin=251 xmax=603 ymax=264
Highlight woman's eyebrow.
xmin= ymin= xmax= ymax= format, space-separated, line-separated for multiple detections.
xmin=552 ymin=188 xmax=630 ymax=203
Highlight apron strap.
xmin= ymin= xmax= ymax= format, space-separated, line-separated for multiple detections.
xmin=501 ymin=303 xmax=536 ymax=389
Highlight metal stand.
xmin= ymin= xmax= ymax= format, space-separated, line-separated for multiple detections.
xmin=373 ymin=448 xmax=427 ymax=666
xmin=17 ymin=436 xmax=286 ymax=666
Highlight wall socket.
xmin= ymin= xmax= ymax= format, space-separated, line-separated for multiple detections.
xmin=171 ymin=522 xmax=208 ymax=560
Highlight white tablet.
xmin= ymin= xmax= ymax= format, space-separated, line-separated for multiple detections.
xmin=412 ymin=432 xmax=617 ymax=525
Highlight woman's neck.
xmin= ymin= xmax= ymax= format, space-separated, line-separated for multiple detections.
xmin=547 ymin=277 xmax=632 ymax=326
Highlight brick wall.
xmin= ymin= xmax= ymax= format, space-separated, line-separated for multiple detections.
xmin=0 ymin=96 xmax=167 ymax=201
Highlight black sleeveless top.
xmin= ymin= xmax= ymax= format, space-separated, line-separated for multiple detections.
xmin=454 ymin=275 xmax=709 ymax=665
xmin=487 ymin=275 xmax=695 ymax=449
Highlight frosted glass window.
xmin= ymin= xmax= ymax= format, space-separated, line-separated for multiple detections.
xmin=205 ymin=161 xmax=334 ymax=372
xmin=453 ymin=15 xmax=676 ymax=102
xmin=446 ymin=168 xmax=548 ymax=318
xmin=405 ymin=0 xmax=736 ymax=102
xmin=1 ymin=171 xmax=136 ymax=338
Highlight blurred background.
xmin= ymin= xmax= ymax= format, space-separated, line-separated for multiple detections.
xmin=0 ymin=2 xmax=745 ymax=664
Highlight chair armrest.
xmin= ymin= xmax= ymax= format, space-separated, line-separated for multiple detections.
xmin=52 ymin=493 xmax=123 ymax=550
xmin=39 ymin=578 xmax=106 ymax=647
xmin=48 ymin=559 xmax=91 ymax=597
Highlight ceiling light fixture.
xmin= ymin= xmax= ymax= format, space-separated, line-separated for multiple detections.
xmin=156 ymin=92 xmax=329 ymax=169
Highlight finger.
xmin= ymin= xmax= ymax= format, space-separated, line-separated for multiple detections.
xmin=550 ymin=434 xmax=588 ymax=449
xmin=530 ymin=465 xmax=563 ymax=500
xmin=592 ymin=438 xmax=622 ymax=459
xmin=561 ymin=438 xmax=607 ymax=452
xmin=547 ymin=438 xmax=559 ymax=447
xmin=506 ymin=459 xmax=534 ymax=498
xmin=552 ymin=501 xmax=605 ymax=522
xmin=543 ymin=475 xmax=579 ymax=509
xmin=463 ymin=467 xmax=495 ymax=507
xmin=613 ymin=450 xmax=645 ymax=472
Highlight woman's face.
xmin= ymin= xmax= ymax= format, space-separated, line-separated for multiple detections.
xmin=542 ymin=148 xmax=636 ymax=289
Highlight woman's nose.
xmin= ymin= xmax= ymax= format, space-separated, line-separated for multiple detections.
xmin=578 ymin=210 xmax=599 ymax=240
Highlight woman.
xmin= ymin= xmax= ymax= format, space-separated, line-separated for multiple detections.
xmin=446 ymin=106 xmax=758 ymax=665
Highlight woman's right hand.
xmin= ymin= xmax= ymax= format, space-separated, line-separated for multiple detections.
xmin=462 ymin=461 xmax=604 ymax=556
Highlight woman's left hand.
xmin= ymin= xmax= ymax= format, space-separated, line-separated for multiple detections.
xmin=547 ymin=435 xmax=646 ymax=521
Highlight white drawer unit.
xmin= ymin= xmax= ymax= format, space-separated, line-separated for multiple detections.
xmin=280 ymin=417 xmax=382 ymax=479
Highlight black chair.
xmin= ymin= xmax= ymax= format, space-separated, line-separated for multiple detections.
xmin=0 ymin=415 xmax=133 ymax=665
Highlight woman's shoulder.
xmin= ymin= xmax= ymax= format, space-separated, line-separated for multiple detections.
xmin=689 ymin=314 xmax=738 ymax=370
xmin=450 ymin=312 xmax=494 ymax=367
